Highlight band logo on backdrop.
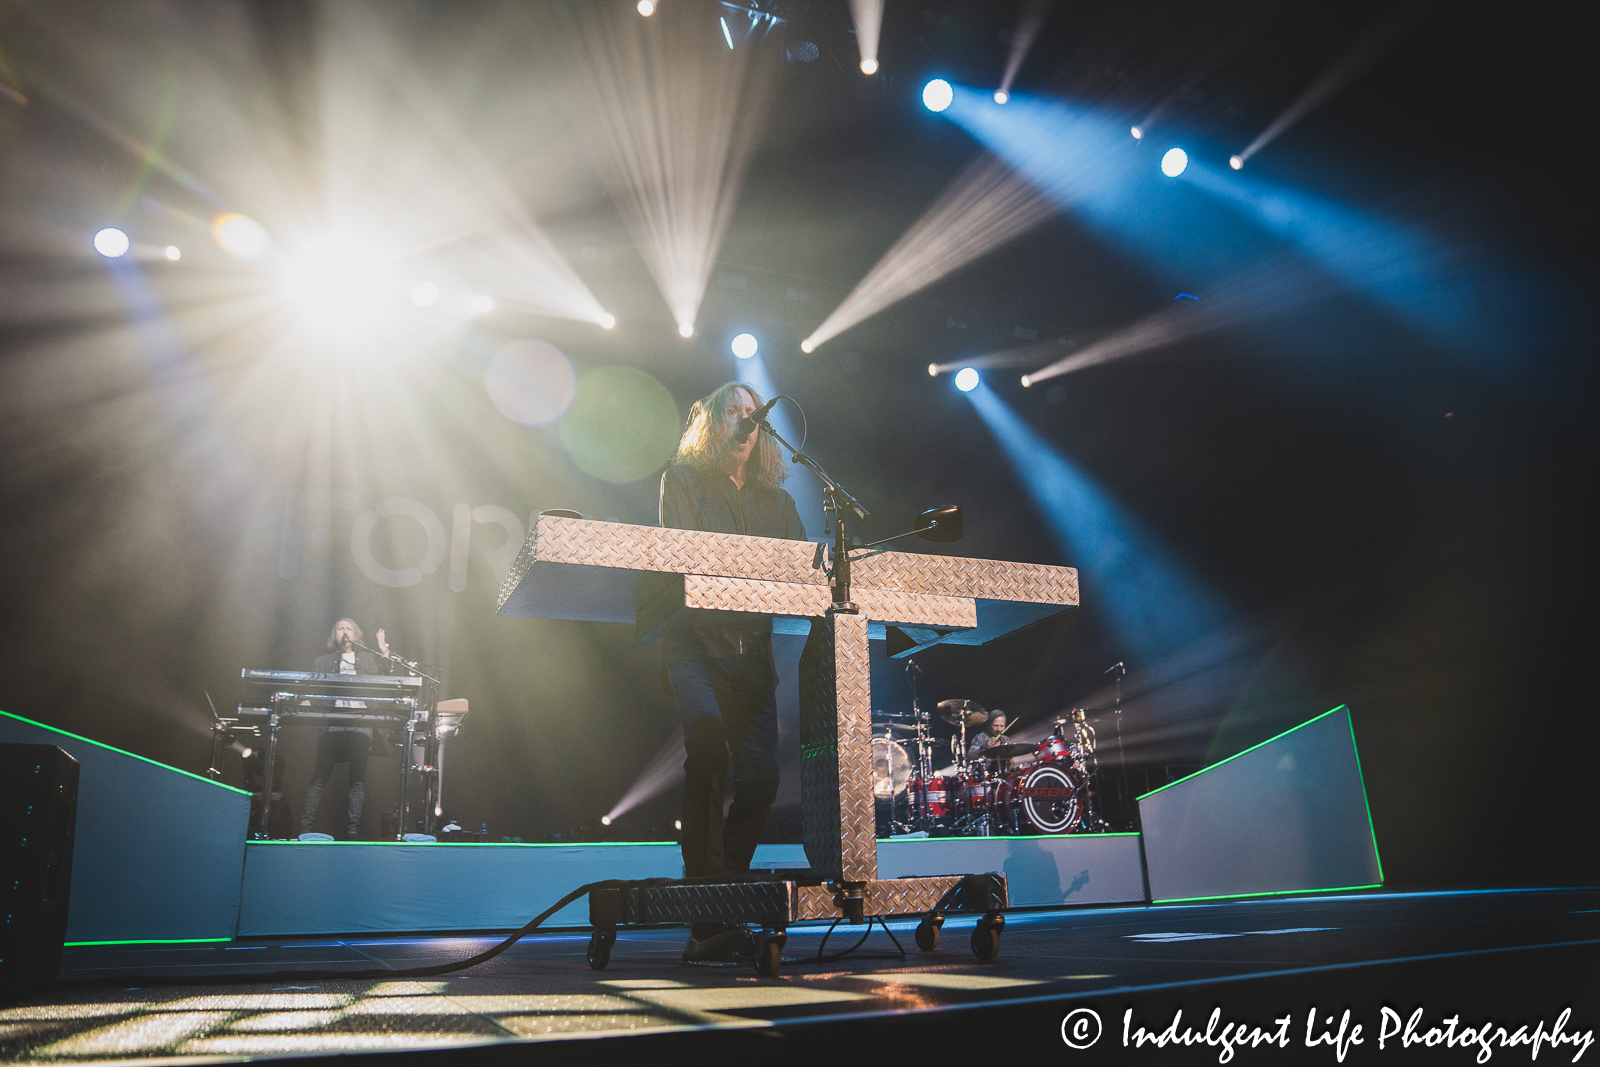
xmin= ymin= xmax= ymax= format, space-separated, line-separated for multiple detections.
xmin=277 ymin=489 xmax=535 ymax=591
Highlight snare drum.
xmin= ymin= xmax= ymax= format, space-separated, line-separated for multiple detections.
xmin=996 ymin=762 xmax=1084 ymax=834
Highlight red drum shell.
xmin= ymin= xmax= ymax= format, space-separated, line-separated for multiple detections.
xmin=1034 ymin=736 xmax=1074 ymax=764
xmin=910 ymin=776 xmax=954 ymax=819
xmin=957 ymin=773 xmax=994 ymax=812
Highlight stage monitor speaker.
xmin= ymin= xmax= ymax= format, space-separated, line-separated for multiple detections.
xmin=1 ymin=743 xmax=79 ymax=1006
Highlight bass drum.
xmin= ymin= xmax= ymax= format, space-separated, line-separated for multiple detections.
xmin=995 ymin=761 xmax=1084 ymax=835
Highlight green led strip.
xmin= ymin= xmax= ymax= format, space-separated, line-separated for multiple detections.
xmin=65 ymin=937 xmax=232 ymax=947
xmin=1136 ymin=705 xmax=1348 ymax=801
xmin=1348 ymin=712 xmax=1385 ymax=884
xmin=0 ymin=709 xmax=251 ymax=796
xmin=1153 ymin=882 xmax=1384 ymax=905
xmin=247 ymin=839 xmax=680 ymax=847
xmin=887 ymin=832 xmax=1142 ymax=841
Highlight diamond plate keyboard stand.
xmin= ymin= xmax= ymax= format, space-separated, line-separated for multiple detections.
xmin=497 ymin=515 xmax=1078 ymax=973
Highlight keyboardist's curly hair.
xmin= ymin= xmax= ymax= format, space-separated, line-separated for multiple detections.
xmin=673 ymin=382 xmax=788 ymax=488
xmin=326 ymin=617 xmax=363 ymax=650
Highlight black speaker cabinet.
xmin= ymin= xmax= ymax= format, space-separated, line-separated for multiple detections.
xmin=1 ymin=743 xmax=79 ymax=1005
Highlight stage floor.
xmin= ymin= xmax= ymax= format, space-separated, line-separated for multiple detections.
xmin=4 ymin=887 xmax=1595 ymax=1065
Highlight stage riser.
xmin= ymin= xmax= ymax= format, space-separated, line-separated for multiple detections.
xmin=1137 ymin=705 xmax=1383 ymax=903
xmin=0 ymin=711 xmax=251 ymax=943
xmin=236 ymin=834 xmax=1148 ymax=937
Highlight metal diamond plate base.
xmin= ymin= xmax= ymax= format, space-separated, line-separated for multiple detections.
xmin=590 ymin=881 xmax=792 ymax=928
xmin=799 ymin=613 xmax=875 ymax=883
xmin=589 ymin=875 xmax=1008 ymax=929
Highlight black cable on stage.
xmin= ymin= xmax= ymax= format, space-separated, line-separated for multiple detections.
xmin=52 ymin=879 xmax=626 ymax=991
xmin=810 ymin=916 xmax=905 ymax=963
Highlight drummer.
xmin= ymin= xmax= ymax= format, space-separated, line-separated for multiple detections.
xmin=967 ymin=711 xmax=1014 ymax=770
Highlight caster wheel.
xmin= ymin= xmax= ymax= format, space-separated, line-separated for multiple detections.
xmin=755 ymin=931 xmax=786 ymax=976
xmin=971 ymin=913 xmax=1004 ymax=962
xmin=587 ymin=929 xmax=616 ymax=970
xmin=914 ymin=916 xmax=943 ymax=951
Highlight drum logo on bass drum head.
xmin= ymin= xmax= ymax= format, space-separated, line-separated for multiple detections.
xmin=1020 ymin=763 xmax=1082 ymax=834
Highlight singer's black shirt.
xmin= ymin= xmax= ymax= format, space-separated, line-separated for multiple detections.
xmin=657 ymin=463 xmax=809 ymax=671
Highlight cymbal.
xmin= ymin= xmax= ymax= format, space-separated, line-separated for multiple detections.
xmin=976 ymin=742 xmax=1035 ymax=760
xmin=936 ymin=699 xmax=987 ymax=726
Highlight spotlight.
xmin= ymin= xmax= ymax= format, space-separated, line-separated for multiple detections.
xmin=469 ymin=294 xmax=494 ymax=314
xmin=800 ymin=338 xmax=816 ymax=353
xmin=411 ymin=281 xmax=439 ymax=308
xmin=600 ymin=815 xmax=612 ymax=826
xmin=1021 ymin=374 xmax=1032 ymax=387
xmin=922 ymin=78 xmax=953 ymax=113
xmin=1130 ymin=125 xmax=1143 ymax=140
xmin=164 ymin=245 xmax=181 ymax=261
xmin=674 ymin=819 xmax=682 ymax=831
xmin=211 ymin=212 xmax=272 ymax=260
xmin=731 ymin=332 xmax=758 ymax=359
xmin=678 ymin=322 xmax=695 ymax=338
xmin=993 ymin=90 xmax=1009 ymax=105
xmin=1229 ymin=155 xmax=1244 ymax=170
xmin=92 ymin=227 xmax=129 ymax=258
xmin=928 ymin=363 xmax=938 ymax=376
xmin=860 ymin=58 xmax=878 ymax=75
xmin=1160 ymin=147 xmax=1189 ymax=177
xmin=954 ymin=367 xmax=979 ymax=392
xmin=636 ymin=0 xmax=654 ymax=13
xmin=599 ymin=312 xmax=617 ymax=329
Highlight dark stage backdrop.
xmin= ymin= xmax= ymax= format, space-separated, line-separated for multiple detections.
xmin=0 ymin=0 xmax=1593 ymax=889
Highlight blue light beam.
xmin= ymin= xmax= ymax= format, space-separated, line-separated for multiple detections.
xmin=965 ymin=382 xmax=1229 ymax=661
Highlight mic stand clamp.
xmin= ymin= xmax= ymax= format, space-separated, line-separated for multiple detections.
xmin=751 ymin=415 xmax=871 ymax=613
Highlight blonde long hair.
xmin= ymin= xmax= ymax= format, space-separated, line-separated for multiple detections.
xmin=673 ymin=382 xmax=788 ymax=488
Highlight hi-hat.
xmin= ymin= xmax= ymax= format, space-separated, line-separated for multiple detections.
xmin=936 ymin=699 xmax=987 ymax=726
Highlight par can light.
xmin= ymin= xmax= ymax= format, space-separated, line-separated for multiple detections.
xmin=954 ymin=367 xmax=980 ymax=392
xmin=93 ymin=227 xmax=130 ymax=258
xmin=922 ymin=78 xmax=953 ymax=113
xmin=1161 ymin=148 xmax=1189 ymax=177
xmin=731 ymin=332 xmax=758 ymax=359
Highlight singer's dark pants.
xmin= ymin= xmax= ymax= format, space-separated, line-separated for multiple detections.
xmin=669 ymin=654 xmax=780 ymax=894
xmin=301 ymin=731 xmax=370 ymax=838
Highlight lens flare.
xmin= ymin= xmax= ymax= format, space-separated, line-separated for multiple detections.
xmin=485 ymin=339 xmax=577 ymax=427
xmin=954 ymin=367 xmax=979 ymax=391
xmin=559 ymin=366 xmax=681 ymax=483
xmin=211 ymin=212 xmax=272 ymax=260
xmin=1161 ymin=147 xmax=1189 ymax=177
xmin=922 ymin=79 xmax=953 ymax=113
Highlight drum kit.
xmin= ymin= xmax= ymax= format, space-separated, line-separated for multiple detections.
xmin=871 ymin=699 xmax=1108 ymax=837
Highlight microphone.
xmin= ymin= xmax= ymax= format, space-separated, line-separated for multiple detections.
xmin=732 ymin=398 xmax=779 ymax=445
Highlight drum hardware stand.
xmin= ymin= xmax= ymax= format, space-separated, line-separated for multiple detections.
xmin=352 ymin=639 xmax=447 ymax=838
xmin=1104 ymin=660 xmax=1134 ymax=831
xmin=581 ymin=411 xmax=1008 ymax=974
